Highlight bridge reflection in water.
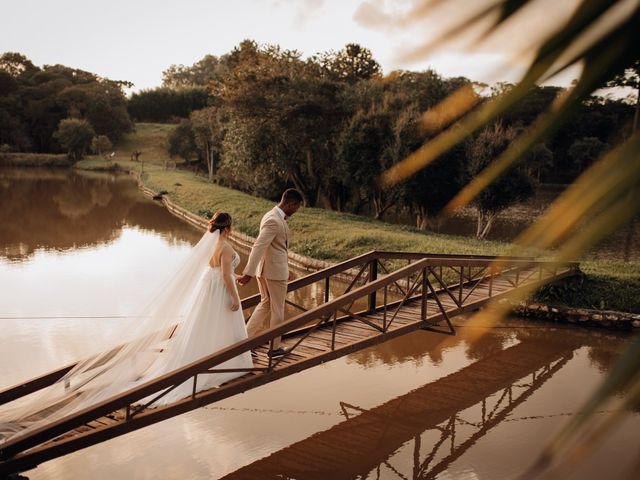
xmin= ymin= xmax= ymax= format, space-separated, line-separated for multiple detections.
xmin=223 ymin=334 xmax=577 ymax=480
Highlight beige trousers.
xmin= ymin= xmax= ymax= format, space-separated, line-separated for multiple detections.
xmin=246 ymin=276 xmax=287 ymax=349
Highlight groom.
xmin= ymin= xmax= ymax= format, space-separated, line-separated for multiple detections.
xmin=237 ymin=189 xmax=304 ymax=357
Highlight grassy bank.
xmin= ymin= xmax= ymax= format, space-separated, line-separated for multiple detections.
xmin=75 ymin=123 xmax=640 ymax=313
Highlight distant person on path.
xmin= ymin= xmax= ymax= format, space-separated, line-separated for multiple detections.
xmin=237 ymin=189 xmax=304 ymax=357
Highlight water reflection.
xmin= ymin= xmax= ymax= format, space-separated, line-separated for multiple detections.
xmin=3 ymin=169 xmax=638 ymax=480
xmin=223 ymin=327 xmax=635 ymax=480
xmin=0 ymin=168 xmax=201 ymax=261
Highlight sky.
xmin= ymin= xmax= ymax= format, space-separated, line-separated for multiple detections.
xmin=1 ymin=0 xmax=585 ymax=92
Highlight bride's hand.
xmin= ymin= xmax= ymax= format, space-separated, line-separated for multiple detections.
xmin=230 ymin=297 xmax=240 ymax=311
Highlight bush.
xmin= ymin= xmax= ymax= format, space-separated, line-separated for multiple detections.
xmin=53 ymin=118 xmax=95 ymax=161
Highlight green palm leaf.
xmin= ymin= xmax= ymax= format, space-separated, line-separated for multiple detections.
xmin=381 ymin=0 xmax=640 ymax=475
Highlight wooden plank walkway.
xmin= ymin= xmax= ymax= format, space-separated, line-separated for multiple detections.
xmin=0 ymin=252 xmax=580 ymax=475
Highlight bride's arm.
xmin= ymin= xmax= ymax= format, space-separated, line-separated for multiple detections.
xmin=221 ymin=248 xmax=241 ymax=311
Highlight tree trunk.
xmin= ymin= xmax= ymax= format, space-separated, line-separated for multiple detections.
xmin=416 ymin=206 xmax=430 ymax=230
xmin=478 ymin=212 xmax=496 ymax=240
xmin=373 ymin=198 xmax=395 ymax=220
xmin=476 ymin=210 xmax=484 ymax=239
xmin=633 ymin=84 xmax=639 ymax=136
xmin=290 ymin=172 xmax=310 ymax=206
xmin=204 ymin=143 xmax=214 ymax=182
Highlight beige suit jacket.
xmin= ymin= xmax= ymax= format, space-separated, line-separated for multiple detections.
xmin=243 ymin=207 xmax=289 ymax=281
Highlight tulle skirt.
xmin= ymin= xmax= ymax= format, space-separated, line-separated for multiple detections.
xmin=139 ymin=268 xmax=253 ymax=406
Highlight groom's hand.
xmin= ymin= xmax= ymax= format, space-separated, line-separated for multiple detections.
xmin=237 ymin=274 xmax=252 ymax=286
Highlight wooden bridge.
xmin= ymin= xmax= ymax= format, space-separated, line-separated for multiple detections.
xmin=0 ymin=251 xmax=579 ymax=475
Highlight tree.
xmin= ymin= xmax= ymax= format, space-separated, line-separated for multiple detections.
xmin=127 ymin=87 xmax=209 ymax=122
xmin=568 ymin=136 xmax=608 ymax=170
xmin=213 ymin=40 xmax=345 ymax=206
xmin=190 ymin=107 xmax=223 ymax=182
xmin=91 ymin=135 xmax=112 ymax=156
xmin=0 ymin=55 xmax=133 ymax=152
xmin=317 ymin=43 xmax=382 ymax=84
xmin=168 ymin=119 xmax=197 ymax=161
xmin=336 ymin=108 xmax=396 ymax=218
xmin=405 ymin=141 xmax=467 ymax=230
xmin=606 ymin=58 xmax=639 ymax=135
xmin=0 ymin=52 xmax=38 ymax=77
xmin=162 ymin=54 xmax=228 ymax=88
xmin=53 ymin=118 xmax=95 ymax=161
xmin=466 ymin=124 xmax=536 ymax=239
xmin=523 ymin=142 xmax=554 ymax=181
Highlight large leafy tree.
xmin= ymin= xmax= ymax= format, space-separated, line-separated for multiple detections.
xmin=316 ymin=43 xmax=381 ymax=84
xmin=465 ymin=123 xmax=535 ymax=239
xmin=336 ymin=108 xmax=394 ymax=218
xmin=53 ymin=118 xmax=95 ymax=161
xmin=162 ymin=54 xmax=228 ymax=88
xmin=214 ymin=41 xmax=347 ymax=206
xmin=190 ymin=107 xmax=224 ymax=182
xmin=168 ymin=119 xmax=198 ymax=162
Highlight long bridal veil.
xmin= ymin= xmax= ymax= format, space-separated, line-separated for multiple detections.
xmin=0 ymin=229 xmax=221 ymax=443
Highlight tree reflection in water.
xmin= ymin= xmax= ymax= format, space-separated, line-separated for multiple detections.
xmin=0 ymin=168 xmax=201 ymax=261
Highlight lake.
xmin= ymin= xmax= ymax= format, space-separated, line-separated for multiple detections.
xmin=1 ymin=168 xmax=638 ymax=479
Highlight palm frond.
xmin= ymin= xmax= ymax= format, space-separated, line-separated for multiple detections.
xmin=381 ymin=0 xmax=640 ymax=475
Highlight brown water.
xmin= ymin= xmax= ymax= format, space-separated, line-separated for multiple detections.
xmin=1 ymin=168 xmax=638 ymax=479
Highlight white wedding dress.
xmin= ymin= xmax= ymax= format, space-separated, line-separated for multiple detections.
xmin=0 ymin=232 xmax=254 ymax=442
xmin=138 ymin=250 xmax=253 ymax=406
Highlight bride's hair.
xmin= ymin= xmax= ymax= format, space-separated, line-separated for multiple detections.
xmin=208 ymin=211 xmax=232 ymax=233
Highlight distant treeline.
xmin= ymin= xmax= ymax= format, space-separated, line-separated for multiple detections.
xmin=0 ymin=44 xmax=635 ymax=238
xmin=139 ymin=40 xmax=632 ymax=236
xmin=0 ymin=53 xmax=132 ymax=159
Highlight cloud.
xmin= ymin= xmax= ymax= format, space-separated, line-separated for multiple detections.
xmin=269 ymin=0 xmax=327 ymax=28
xmin=352 ymin=1 xmax=393 ymax=29
xmin=353 ymin=0 xmax=420 ymax=30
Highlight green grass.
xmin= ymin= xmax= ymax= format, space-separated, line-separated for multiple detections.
xmin=75 ymin=122 xmax=640 ymax=313
xmin=533 ymin=260 xmax=640 ymax=313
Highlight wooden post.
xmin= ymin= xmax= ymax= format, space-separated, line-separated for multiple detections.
xmin=324 ymin=276 xmax=330 ymax=304
xmin=368 ymin=259 xmax=378 ymax=313
xmin=489 ymin=272 xmax=493 ymax=297
xmin=331 ymin=312 xmax=337 ymax=350
xmin=421 ymin=268 xmax=428 ymax=321
xmin=383 ymin=284 xmax=388 ymax=330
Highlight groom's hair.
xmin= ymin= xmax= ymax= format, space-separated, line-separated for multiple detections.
xmin=281 ymin=188 xmax=304 ymax=205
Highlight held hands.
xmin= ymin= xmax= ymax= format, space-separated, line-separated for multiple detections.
xmin=237 ymin=274 xmax=252 ymax=286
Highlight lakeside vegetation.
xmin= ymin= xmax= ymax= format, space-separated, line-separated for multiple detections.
xmin=2 ymin=44 xmax=637 ymax=313
xmin=76 ymin=123 xmax=639 ymax=313
xmin=2 ymin=48 xmax=635 ymax=240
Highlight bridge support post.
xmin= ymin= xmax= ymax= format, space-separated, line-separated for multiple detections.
xmin=421 ymin=268 xmax=428 ymax=321
xmin=368 ymin=259 xmax=378 ymax=313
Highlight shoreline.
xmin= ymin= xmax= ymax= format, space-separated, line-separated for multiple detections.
xmin=122 ymin=167 xmax=639 ymax=330
xmin=133 ymin=172 xmax=334 ymax=274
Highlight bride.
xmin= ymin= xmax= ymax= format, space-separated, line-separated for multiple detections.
xmin=139 ymin=211 xmax=253 ymax=405
xmin=0 ymin=211 xmax=253 ymax=442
